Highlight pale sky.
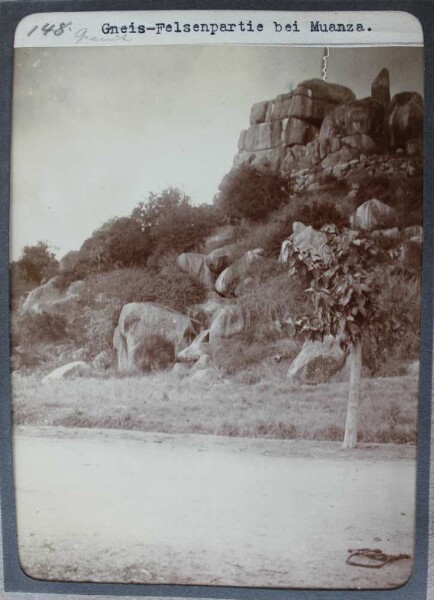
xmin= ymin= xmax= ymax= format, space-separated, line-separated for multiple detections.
xmin=10 ymin=45 xmax=423 ymax=260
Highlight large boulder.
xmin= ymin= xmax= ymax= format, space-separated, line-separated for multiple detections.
xmin=279 ymin=222 xmax=331 ymax=263
xmin=177 ymin=329 xmax=211 ymax=362
xmin=176 ymin=253 xmax=214 ymax=289
xmin=350 ymin=199 xmax=395 ymax=231
xmin=267 ymin=80 xmax=355 ymax=125
xmin=383 ymin=92 xmax=423 ymax=152
xmin=113 ymin=302 xmax=194 ymax=373
xmin=42 ymin=361 xmax=91 ymax=384
xmin=215 ymin=249 xmax=263 ymax=297
xmin=209 ymin=305 xmax=245 ymax=347
xmin=21 ymin=277 xmax=82 ymax=316
xmin=206 ymin=245 xmax=237 ymax=275
xmin=319 ymin=98 xmax=385 ymax=141
xmin=371 ymin=67 xmax=390 ymax=107
xmin=287 ymin=336 xmax=347 ymax=384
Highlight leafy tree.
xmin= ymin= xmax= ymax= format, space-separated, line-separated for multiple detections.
xmin=215 ymin=165 xmax=291 ymax=223
xmin=287 ymin=225 xmax=389 ymax=448
xmin=132 ymin=187 xmax=219 ymax=257
xmin=15 ymin=241 xmax=58 ymax=285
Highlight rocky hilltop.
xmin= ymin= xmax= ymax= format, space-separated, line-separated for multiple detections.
xmin=231 ymin=68 xmax=423 ymax=185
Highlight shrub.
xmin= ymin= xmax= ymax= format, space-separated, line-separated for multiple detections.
xmin=88 ymin=262 xmax=207 ymax=315
xmin=215 ymin=165 xmax=291 ymax=223
xmin=363 ymin=268 xmax=421 ymax=375
xmin=132 ymin=188 xmax=221 ymax=259
xmin=13 ymin=311 xmax=68 ymax=346
xmin=237 ymin=259 xmax=309 ymax=342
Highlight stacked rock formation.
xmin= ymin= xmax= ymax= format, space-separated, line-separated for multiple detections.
xmin=232 ymin=69 xmax=423 ymax=178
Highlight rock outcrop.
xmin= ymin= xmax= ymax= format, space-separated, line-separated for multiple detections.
xmin=383 ymin=91 xmax=423 ymax=153
xmin=113 ymin=302 xmax=193 ymax=372
xmin=287 ymin=336 xmax=347 ymax=385
xmin=350 ymin=199 xmax=395 ymax=231
xmin=235 ymin=79 xmax=355 ymax=172
xmin=371 ymin=67 xmax=391 ymax=107
xmin=230 ymin=68 xmax=423 ymax=182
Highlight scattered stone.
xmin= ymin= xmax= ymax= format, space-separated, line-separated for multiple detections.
xmin=206 ymin=244 xmax=236 ymax=275
xmin=350 ymin=199 xmax=395 ymax=231
xmin=92 ymin=349 xmax=115 ymax=371
xmin=176 ymin=253 xmax=214 ymax=289
xmin=191 ymin=367 xmax=219 ymax=383
xmin=403 ymin=225 xmax=423 ymax=240
xmin=287 ymin=336 xmax=347 ymax=385
xmin=209 ymin=305 xmax=245 ymax=347
xmin=42 ymin=361 xmax=91 ymax=384
xmin=172 ymin=362 xmax=191 ymax=377
xmin=192 ymin=354 xmax=212 ymax=371
xmin=371 ymin=227 xmax=400 ymax=240
xmin=177 ymin=330 xmax=211 ymax=362
xmin=215 ymin=249 xmax=263 ymax=297
xmin=279 ymin=221 xmax=331 ymax=263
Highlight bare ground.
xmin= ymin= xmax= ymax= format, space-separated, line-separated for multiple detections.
xmin=14 ymin=426 xmax=416 ymax=589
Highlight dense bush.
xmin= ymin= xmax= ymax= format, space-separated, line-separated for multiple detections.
xmin=88 ymin=261 xmax=207 ymax=315
xmin=363 ymin=269 xmax=421 ymax=375
xmin=12 ymin=311 xmax=68 ymax=346
xmin=132 ymin=188 xmax=221 ymax=259
xmin=57 ymin=188 xmax=221 ymax=286
xmin=230 ymin=188 xmax=350 ymax=260
xmin=10 ymin=242 xmax=59 ymax=308
xmin=215 ymin=165 xmax=291 ymax=223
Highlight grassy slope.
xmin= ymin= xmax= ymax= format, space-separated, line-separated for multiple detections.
xmin=12 ymin=372 xmax=418 ymax=444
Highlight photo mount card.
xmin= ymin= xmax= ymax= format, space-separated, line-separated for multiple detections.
xmin=0 ymin=2 xmax=433 ymax=599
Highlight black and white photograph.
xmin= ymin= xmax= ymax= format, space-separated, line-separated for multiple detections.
xmin=9 ymin=38 xmax=424 ymax=589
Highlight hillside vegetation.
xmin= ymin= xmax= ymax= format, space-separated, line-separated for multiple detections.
xmin=9 ymin=70 xmax=423 ymax=444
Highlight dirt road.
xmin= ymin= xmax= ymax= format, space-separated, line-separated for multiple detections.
xmin=13 ymin=426 xmax=416 ymax=589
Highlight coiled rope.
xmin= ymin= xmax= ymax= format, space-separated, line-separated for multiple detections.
xmin=346 ymin=548 xmax=411 ymax=569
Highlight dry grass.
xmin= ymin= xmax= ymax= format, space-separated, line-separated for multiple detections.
xmin=11 ymin=371 xmax=418 ymax=443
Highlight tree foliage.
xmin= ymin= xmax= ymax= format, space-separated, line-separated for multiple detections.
xmin=286 ymin=226 xmax=380 ymax=346
xmin=15 ymin=241 xmax=58 ymax=285
xmin=132 ymin=187 xmax=219 ymax=257
xmin=215 ymin=165 xmax=291 ymax=223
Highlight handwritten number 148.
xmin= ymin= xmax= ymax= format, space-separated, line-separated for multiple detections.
xmin=27 ymin=22 xmax=72 ymax=37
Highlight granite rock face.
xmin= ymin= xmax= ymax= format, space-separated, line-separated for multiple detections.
xmin=231 ymin=68 xmax=423 ymax=180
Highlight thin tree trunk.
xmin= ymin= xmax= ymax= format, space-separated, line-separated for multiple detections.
xmin=342 ymin=341 xmax=362 ymax=449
